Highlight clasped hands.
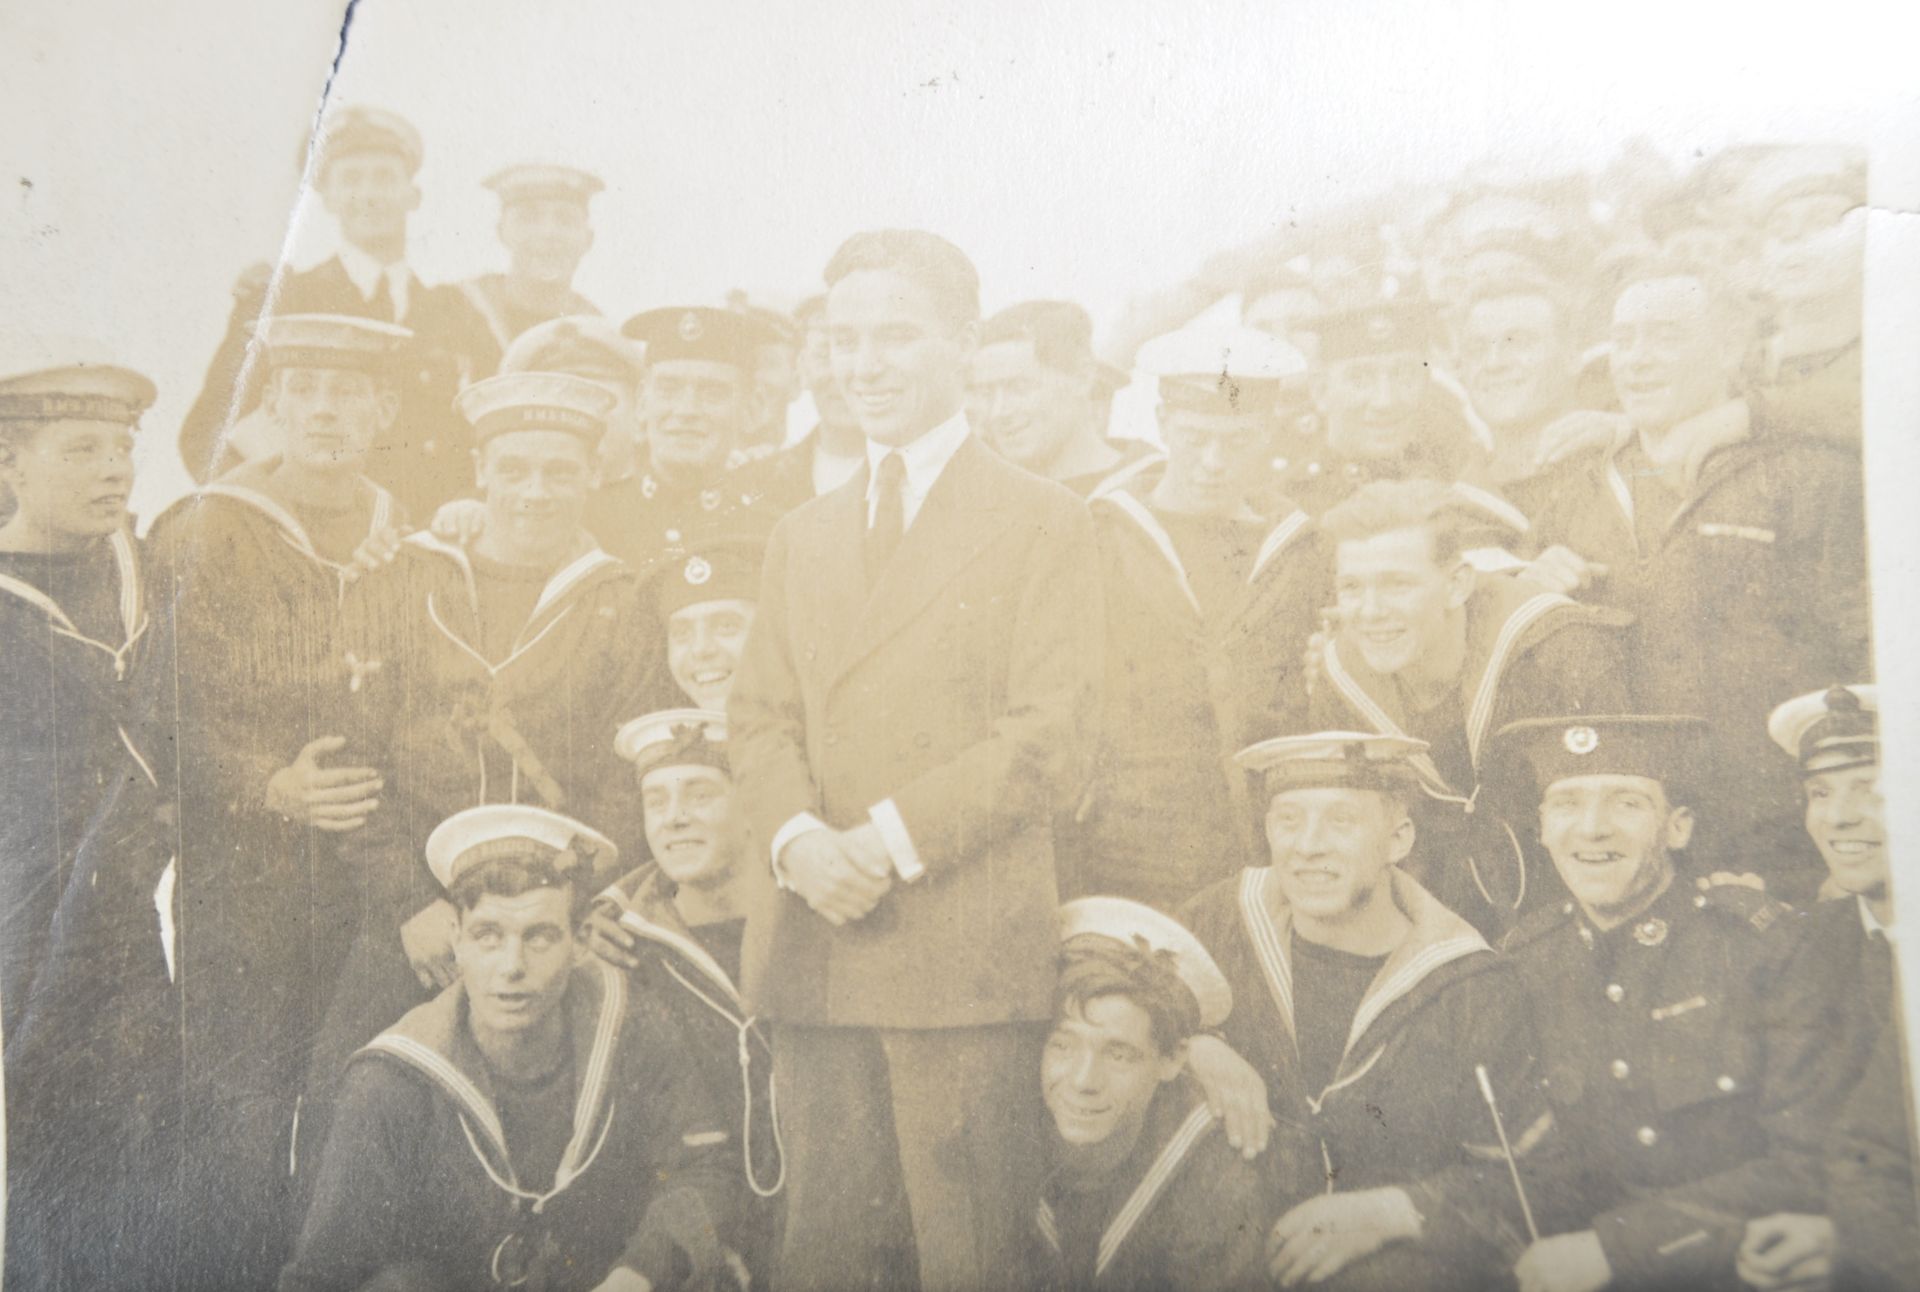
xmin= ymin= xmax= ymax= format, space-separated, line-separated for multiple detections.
xmin=780 ymin=824 xmax=895 ymax=925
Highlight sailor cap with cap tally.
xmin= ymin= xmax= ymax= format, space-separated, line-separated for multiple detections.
xmin=1135 ymin=323 xmax=1307 ymax=416
xmin=482 ymin=163 xmax=605 ymax=207
xmin=1057 ymin=896 xmax=1233 ymax=1031
xmin=0 ymin=337 xmax=156 ymax=426
xmin=309 ymin=104 xmax=424 ymax=176
xmin=1233 ymin=732 xmax=1430 ymax=798
xmin=455 ymin=371 xmax=615 ymax=446
xmin=255 ymin=314 xmax=413 ymax=374
xmin=501 ymin=316 xmax=642 ymax=385
xmin=614 ymin=708 xmax=728 ymax=777
xmin=424 ymin=804 xmax=618 ymax=892
xmin=622 ymin=307 xmax=776 ymax=372
xmin=1489 ymin=715 xmax=1711 ymax=806
xmin=1768 ymin=685 xmax=1877 ymax=777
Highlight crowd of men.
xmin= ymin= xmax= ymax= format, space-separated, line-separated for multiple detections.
xmin=0 ymin=103 xmax=1903 ymax=1292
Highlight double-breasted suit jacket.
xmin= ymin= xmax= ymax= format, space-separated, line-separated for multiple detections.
xmin=730 ymin=433 xmax=1102 ymax=1029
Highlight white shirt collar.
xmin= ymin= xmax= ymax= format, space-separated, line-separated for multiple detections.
xmin=336 ymin=242 xmax=413 ymax=320
xmin=1859 ymin=895 xmax=1898 ymax=946
xmin=863 ymin=410 xmax=973 ymax=529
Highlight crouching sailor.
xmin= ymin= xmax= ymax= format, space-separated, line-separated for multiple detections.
xmin=280 ymin=804 xmax=741 ymax=1292
xmin=1034 ymin=896 xmax=1271 ymax=1291
xmin=589 ymin=708 xmax=785 ymax=1282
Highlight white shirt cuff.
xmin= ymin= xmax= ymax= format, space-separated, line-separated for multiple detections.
xmin=770 ymin=812 xmax=829 ymax=890
xmin=869 ymin=799 xmax=925 ymax=882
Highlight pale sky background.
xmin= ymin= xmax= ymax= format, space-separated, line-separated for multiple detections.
xmin=7 ymin=0 xmax=1920 ymax=1098
xmin=5 ymin=0 xmax=1913 ymax=519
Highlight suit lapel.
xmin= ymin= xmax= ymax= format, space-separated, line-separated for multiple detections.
xmin=794 ymin=473 xmax=874 ymax=687
xmin=831 ymin=435 xmax=1009 ymax=684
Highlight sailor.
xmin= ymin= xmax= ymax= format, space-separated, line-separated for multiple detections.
xmin=460 ymin=163 xmax=604 ymax=352
xmin=0 ymin=343 xmax=176 ymax=1289
xmin=1072 ymin=322 xmax=1324 ymax=908
xmin=1033 ymin=896 xmax=1269 ymax=1291
xmin=147 ymin=313 xmax=411 ymax=1286
xmin=589 ymin=708 xmax=784 ymax=1281
xmin=280 ymin=804 xmax=741 ymax=1292
xmin=1179 ymin=733 xmax=1555 ymax=1291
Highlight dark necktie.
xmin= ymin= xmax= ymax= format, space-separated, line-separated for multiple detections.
xmin=866 ymin=451 xmax=907 ymax=588
xmin=367 ymin=270 xmax=395 ymax=322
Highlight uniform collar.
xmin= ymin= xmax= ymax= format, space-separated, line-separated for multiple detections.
xmin=1860 ymin=895 xmax=1897 ymax=946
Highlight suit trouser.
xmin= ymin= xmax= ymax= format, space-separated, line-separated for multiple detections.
xmin=771 ymin=1021 xmax=1048 ymax=1292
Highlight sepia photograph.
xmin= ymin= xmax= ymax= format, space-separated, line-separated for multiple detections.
xmin=3 ymin=1 xmax=1918 ymax=1288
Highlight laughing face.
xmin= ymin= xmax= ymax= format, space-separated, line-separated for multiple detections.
xmin=666 ymin=597 xmax=755 ymax=711
xmin=1457 ymin=292 xmax=1575 ymax=434
xmin=0 ymin=417 xmax=136 ymax=545
xmin=1265 ymin=786 xmax=1413 ymax=923
xmin=1333 ymin=525 xmax=1473 ymax=677
xmin=827 ymin=268 xmax=975 ymax=448
xmin=1805 ymin=763 xmax=1886 ymax=900
xmin=1539 ymin=774 xmax=1692 ymax=925
xmin=1042 ymin=994 xmax=1181 ymax=1150
xmin=967 ymin=337 xmax=1088 ymax=474
xmin=639 ymin=763 xmax=737 ymax=890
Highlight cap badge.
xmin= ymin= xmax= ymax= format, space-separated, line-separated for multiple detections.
xmin=678 ymin=311 xmax=703 ymax=342
xmin=1564 ymin=725 xmax=1600 ymax=755
xmin=1633 ymin=917 xmax=1668 ymax=948
xmin=684 ymin=556 xmax=713 ymax=586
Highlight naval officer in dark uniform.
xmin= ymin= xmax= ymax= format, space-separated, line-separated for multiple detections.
xmin=1491 ymin=716 xmax=1855 ymax=1292
xmin=592 ymin=306 xmax=787 ymax=570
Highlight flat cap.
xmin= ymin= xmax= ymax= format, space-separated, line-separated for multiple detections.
xmin=483 ymin=163 xmax=604 ymax=206
xmin=256 ymin=313 xmax=413 ymax=373
xmin=0 ymin=337 xmax=156 ymax=424
xmin=455 ymin=371 xmax=614 ymax=445
xmin=424 ymin=804 xmax=617 ymax=892
xmin=1058 ymin=896 xmax=1233 ymax=1030
xmin=614 ymin=707 xmax=729 ymax=777
xmin=1768 ymin=684 xmax=1876 ymax=776
xmin=623 ymin=307 xmax=775 ymax=371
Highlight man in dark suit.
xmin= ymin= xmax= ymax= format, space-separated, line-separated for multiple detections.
xmin=178 ymin=105 xmax=499 ymax=517
xmin=728 ymin=228 xmax=1103 ymax=1292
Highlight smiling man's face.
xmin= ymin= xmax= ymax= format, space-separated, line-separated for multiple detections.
xmin=1041 ymin=994 xmax=1180 ymax=1150
xmin=1805 ymin=763 xmax=1886 ymax=900
xmin=639 ymin=763 xmax=737 ymax=889
xmin=1265 ymin=786 xmax=1412 ymax=922
xmin=1333 ymin=525 xmax=1471 ymax=678
xmin=1539 ymin=774 xmax=1691 ymax=924
xmin=827 ymin=268 xmax=974 ymax=448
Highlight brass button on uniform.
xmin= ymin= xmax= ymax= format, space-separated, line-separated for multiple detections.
xmin=1605 ymin=984 xmax=1626 ymax=1003
xmin=1610 ymin=1060 xmax=1630 ymax=1080
xmin=1635 ymin=1126 xmax=1659 ymax=1147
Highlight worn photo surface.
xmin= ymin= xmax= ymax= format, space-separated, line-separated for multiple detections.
xmin=4 ymin=2 xmax=1917 ymax=1289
